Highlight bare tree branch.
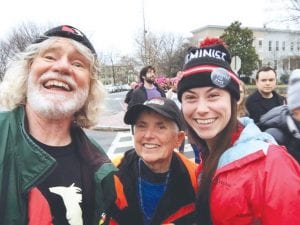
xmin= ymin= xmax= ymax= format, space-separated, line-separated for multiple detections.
xmin=0 ymin=22 xmax=50 ymax=78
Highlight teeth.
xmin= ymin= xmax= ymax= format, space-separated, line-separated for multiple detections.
xmin=143 ymin=143 xmax=159 ymax=148
xmin=195 ymin=118 xmax=215 ymax=125
xmin=44 ymin=80 xmax=71 ymax=91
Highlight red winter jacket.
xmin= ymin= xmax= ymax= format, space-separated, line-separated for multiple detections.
xmin=197 ymin=118 xmax=300 ymax=225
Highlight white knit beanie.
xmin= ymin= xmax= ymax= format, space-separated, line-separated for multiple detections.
xmin=288 ymin=69 xmax=300 ymax=111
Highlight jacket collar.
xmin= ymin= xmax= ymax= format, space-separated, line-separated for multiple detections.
xmin=14 ymin=106 xmax=57 ymax=192
xmin=216 ymin=117 xmax=277 ymax=173
xmin=15 ymin=106 xmax=114 ymax=192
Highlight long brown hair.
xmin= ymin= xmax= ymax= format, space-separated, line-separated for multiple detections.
xmin=237 ymin=80 xmax=247 ymax=118
xmin=192 ymin=96 xmax=238 ymax=225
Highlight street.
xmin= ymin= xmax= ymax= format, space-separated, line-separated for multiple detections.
xmin=84 ymin=90 xmax=132 ymax=157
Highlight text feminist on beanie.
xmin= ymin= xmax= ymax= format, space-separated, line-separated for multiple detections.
xmin=177 ymin=37 xmax=240 ymax=102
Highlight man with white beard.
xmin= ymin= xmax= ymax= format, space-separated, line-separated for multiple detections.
xmin=0 ymin=25 xmax=117 ymax=225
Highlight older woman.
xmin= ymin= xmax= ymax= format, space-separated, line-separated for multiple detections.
xmin=177 ymin=37 xmax=300 ymax=225
xmin=108 ymin=97 xmax=197 ymax=225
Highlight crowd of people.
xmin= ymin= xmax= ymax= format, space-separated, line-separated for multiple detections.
xmin=0 ymin=25 xmax=299 ymax=225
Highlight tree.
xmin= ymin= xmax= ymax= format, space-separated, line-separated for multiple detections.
xmin=0 ymin=22 xmax=49 ymax=79
xmin=264 ymin=0 xmax=300 ymax=28
xmin=221 ymin=21 xmax=260 ymax=77
xmin=157 ymin=33 xmax=189 ymax=77
xmin=285 ymin=0 xmax=300 ymax=22
xmin=135 ymin=30 xmax=160 ymax=67
xmin=134 ymin=30 xmax=189 ymax=76
xmin=119 ymin=55 xmax=139 ymax=83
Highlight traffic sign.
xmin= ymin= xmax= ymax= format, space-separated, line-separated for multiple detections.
xmin=231 ymin=56 xmax=241 ymax=73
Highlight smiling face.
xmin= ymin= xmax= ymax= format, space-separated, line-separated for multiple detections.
xmin=181 ymin=87 xmax=231 ymax=143
xmin=26 ymin=38 xmax=91 ymax=120
xmin=133 ymin=110 xmax=185 ymax=173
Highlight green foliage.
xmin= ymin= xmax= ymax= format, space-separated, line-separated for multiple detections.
xmin=220 ymin=21 xmax=260 ymax=77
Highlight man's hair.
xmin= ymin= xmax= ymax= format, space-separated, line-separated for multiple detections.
xmin=139 ymin=65 xmax=155 ymax=83
xmin=0 ymin=37 xmax=106 ymax=128
xmin=256 ymin=66 xmax=277 ymax=80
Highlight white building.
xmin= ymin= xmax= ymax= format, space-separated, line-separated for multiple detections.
xmin=190 ymin=25 xmax=300 ymax=79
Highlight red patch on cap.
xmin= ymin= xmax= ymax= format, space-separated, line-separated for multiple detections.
xmin=61 ymin=26 xmax=75 ymax=33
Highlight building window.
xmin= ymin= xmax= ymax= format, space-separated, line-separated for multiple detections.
xmin=291 ymin=42 xmax=294 ymax=51
xmin=269 ymin=41 xmax=272 ymax=51
xmin=297 ymin=41 xmax=300 ymax=51
xmin=274 ymin=60 xmax=277 ymax=70
xmin=282 ymin=41 xmax=285 ymax=51
xmin=258 ymin=40 xmax=263 ymax=51
xmin=276 ymin=41 xmax=279 ymax=51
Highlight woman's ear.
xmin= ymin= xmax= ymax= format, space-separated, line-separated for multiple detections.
xmin=176 ymin=131 xmax=186 ymax=148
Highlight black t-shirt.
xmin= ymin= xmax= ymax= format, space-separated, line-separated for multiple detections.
xmin=246 ymin=90 xmax=286 ymax=123
xmin=260 ymin=95 xmax=280 ymax=113
xmin=32 ymin=137 xmax=83 ymax=225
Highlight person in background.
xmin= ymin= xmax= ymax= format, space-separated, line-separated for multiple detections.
xmin=177 ymin=37 xmax=300 ymax=225
xmin=166 ymin=72 xmax=185 ymax=153
xmin=237 ymin=80 xmax=248 ymax=118
xmin=259 ymin=69 xmax=300 ymax=163
xmin=165 ymin=77 xmax=185 ymax=153
xmin=124 ymin=81 xmax=139 ymax=109
xmin=0 ymin=25 xmax=117 ymax=225
xmin=187 ymin=130 xmax=201 ymax=164
xmin=245 ymin=66 xmax=286 ymax=123
xmin=166 ymin=77 xmax=181 ymax=108
xmin=108 ymin=97 xmax=197 ymax=225
xmin=127 ymin=66 xmax=165 ymax=109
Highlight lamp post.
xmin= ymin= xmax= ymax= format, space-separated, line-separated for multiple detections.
xmin=142 ymin=0 xmax=149 ymax=65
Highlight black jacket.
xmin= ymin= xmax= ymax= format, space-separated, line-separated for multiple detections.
xmin=108 ymin=150 xmax=197 ymax=225
xmin=124 ymin=89 xmax=134 ymax=104
xmin=258 ymin=105 xmax=300 ymax=163
xmin=127 ymin=84 xmax=165 ymax=109
xmin=245 ymin=90 xmax=286 ymax=123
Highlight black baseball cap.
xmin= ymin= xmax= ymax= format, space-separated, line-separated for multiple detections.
xmin=34 ymin=25 xmax=96 ymax=55
xmin=124 ymin=97 xmax=185 ymax=131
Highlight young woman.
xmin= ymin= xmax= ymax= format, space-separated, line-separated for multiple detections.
xmin=177 ymin=37 xmax=300 ymax=225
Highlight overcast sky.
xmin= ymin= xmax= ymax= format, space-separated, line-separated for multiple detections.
xmin=0 ymin=0 xmax=293 ymax=55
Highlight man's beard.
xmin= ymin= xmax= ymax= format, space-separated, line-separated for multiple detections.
xmin=27 ymin=71 xmax=89 ymax=120
xmin=145 ymin=76 xmax=155 ymax=84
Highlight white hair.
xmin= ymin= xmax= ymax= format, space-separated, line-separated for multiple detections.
xmin=0 ymin=37 xmax=106 ymax=128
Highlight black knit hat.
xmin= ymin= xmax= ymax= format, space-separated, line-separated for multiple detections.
xmin=34 ymin=25 xmax=96 ymax=55
xmin=177 ymin=38 xmax=240 ymax=101
xmin=124 ymin=97 xmax=185 ymax=131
